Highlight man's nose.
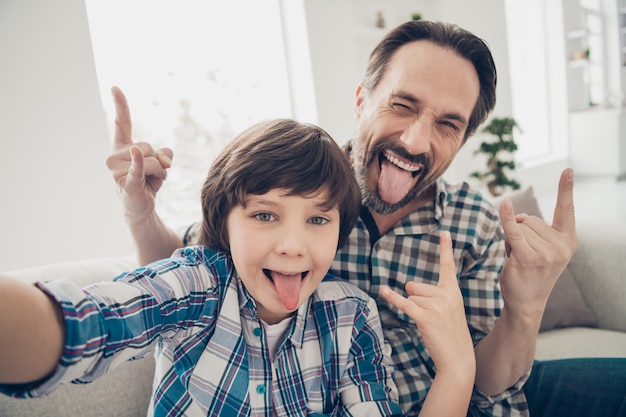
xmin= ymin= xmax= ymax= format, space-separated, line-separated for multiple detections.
xmin=400 ymin=117 xmax=432 ymax=155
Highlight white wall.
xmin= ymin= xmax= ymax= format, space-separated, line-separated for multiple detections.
xmin=0 ymin=0 xmax=133 ymax=271
xmin=300 ymin=0 xmax=358 ymax=143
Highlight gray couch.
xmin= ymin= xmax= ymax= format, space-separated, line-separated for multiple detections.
xmin=1 ymin=196 xmax=625 ymax=416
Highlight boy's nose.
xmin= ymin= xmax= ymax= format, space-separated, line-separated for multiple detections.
xmin=274 ymin=225 xmax=307 ymax=257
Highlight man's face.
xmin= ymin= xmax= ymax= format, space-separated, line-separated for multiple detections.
xmin=351 ymin=40 xmax=480 ymax=214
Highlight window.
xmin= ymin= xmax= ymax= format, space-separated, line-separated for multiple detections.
xmin=85 ymin=0 xmax=294 ymax=230
xmin=504 ymin=0 xmax=569 ymax=165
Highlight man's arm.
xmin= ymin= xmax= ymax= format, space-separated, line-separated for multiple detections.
xmin=474 ymin=168 xmax=577 ymax=395
xmin=0 ymin=277 xmax=65 ymax=384
xmin=106 ymin=87 xmax=183 ymax=264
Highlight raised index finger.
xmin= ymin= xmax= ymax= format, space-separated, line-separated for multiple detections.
xmin=437 ymin=231 xmax=457 ymax=288
xmin=551 ymin=168 xmax=576 ymax=234
xmin=111 ymin=86 xmax=133 ymax=149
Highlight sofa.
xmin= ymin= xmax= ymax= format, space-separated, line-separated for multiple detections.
xmin=1 ymin=188 xmax=625 ymax=417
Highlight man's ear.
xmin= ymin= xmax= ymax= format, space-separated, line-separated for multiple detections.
xmin=354 ymin=85 xmax=366 ymax=119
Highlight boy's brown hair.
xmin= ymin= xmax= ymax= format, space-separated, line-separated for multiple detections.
xmin=199 ymin=118 xmax=361 ymax=252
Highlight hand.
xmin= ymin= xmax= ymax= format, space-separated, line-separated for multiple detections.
xmin=381 ymin=231 xmax=475 ymax=375
xmin=105 ymin=86 xmax=174 ymax=226
xmin=498 ymin=168 xmax=578 ymax=322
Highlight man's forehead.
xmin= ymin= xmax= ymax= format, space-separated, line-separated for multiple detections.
xmin=380 ymin=41 xmax=479 ymax=117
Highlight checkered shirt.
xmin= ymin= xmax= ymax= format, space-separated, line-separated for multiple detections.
xmin=330 ymin=179 xmax=530 ymax=416
xmin=2 ymin=247 xmax=402 ymax=417
xmin=180 ymin=179 xmax=530 ymax=416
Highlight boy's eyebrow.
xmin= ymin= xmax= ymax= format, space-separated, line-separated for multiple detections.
xmin=392 ymin=92 xmax=469 ymax=126
xmin=245 ymin=197 xmax=279 ymax=207
xmin=245 ymin=195 xmax=337 ymax=211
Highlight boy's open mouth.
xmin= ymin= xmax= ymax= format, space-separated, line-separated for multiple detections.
xmin=263 ymin=269 xmax=308 ymax=282
xmin=263 ymin=269 xmax=308 ymax=310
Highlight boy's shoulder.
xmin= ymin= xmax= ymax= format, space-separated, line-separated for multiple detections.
xmin=173 ymin=245 xmax=229 ymax=264
xmin=315 ymin=275 xmax=370 ymax=304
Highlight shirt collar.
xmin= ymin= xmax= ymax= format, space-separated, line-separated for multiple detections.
xmin=434 ymin=177 xmax=449 ymax=221
xmin=235 ymin=273 xmax=311 ymax=349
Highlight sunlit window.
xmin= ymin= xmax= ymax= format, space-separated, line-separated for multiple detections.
xmin=85 ymin=0 xmax=293 ymax=231
xmin=504 ymin=0 xmax=576 ymax=168
xmin=504 ymin=0 xmax=557 ymax=163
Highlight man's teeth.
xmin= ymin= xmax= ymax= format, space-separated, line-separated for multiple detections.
xmin=383 ymin=151 xmax=421 ymax=173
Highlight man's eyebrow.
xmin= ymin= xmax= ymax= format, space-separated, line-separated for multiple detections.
xmin=391 ymin=92 xmax=469 ymax=126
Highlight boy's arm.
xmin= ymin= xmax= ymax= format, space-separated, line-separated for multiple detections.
xmin=0 ymin=277 xmax=65 ymax=384
xmin=381 ymin=231 xmax=475 ymax=416
xmin=106 ymin=86 xmax=182 ymax=264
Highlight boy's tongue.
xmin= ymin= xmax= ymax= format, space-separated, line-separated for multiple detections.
xmin=271 ymin=272 xmax=302 ymax=310
xmin=378 ymin=158 xmax=414 ymax=204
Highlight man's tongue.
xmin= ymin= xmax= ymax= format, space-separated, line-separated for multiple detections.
xmin=271 ymin=272 xmax=302 ymax=310
xmin=378 ymin=158 xmax=414 ymax=204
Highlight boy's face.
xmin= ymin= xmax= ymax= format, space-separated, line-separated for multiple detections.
xmin=227 ymin=188 xmax=340 ymax=325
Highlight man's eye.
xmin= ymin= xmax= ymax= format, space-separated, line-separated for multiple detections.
xmin=254 ymin=212 xmax=274 ymax=222
xmin=440 ymin=120 xmax=460 ymax=131
xmin=392 ymin=102 xmax=411 ymax=111
xmin=309 ymin=216 xmax=328 ymax=225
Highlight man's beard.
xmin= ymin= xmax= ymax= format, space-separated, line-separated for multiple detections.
xmin=353 ymin=140 xmax=433 ymax=215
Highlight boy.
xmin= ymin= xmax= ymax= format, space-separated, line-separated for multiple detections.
xmin=0 ymin=118 xmax=474 ymax=416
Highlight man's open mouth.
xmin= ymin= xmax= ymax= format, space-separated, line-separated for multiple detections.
xmin=381 ymin=150 xmax=423 ymax=177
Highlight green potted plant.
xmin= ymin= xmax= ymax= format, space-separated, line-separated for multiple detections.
xmin=470 ymin=117 xmax=521 ymax=197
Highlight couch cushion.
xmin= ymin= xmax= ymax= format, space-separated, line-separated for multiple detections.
xmin=494 ymin=186 xmax=598 ymax=332
xmin=3 ymin=256 xmax=138 ymax=286
xmin=535 ymin=327 xmax=626 ymax=360
xmin=0 ymin=356 xmax=154 ymax=417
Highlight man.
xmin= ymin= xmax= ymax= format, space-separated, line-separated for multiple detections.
xmin=106 ymin=21 xmax=624 ymax=416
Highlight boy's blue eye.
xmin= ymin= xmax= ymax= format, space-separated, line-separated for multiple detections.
xmin=309 ymin=216 xmax=328 ymax=225
xmin=255 ymin=212 xmax=274 ymax=222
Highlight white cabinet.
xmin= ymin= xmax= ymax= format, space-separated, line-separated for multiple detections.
xmin=564 ymin=0 xmax=626 ymax=179
xmin=563 ymin=0 xmax=608 ymax=111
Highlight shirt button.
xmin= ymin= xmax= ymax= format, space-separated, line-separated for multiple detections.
xmin=253 ymin=327 xmax=262 ymax=337
xmin=256 ymin=384 xmax=266 ymax=394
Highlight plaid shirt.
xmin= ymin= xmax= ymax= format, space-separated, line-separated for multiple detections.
xmin=178 ymin=179 xmax=530 ymax=416
xmin=331 ymin=179 xmax=529 ymax=417
xmin=3 ymin=247 xmax=402 ymax=417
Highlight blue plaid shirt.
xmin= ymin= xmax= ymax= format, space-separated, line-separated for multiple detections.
xmin=171 ymin=178 xmax=529 ymax=416
xmin=331 ymin=179 xmax=529 ymax=417
xmin=2 ymin=247 xmax=402 ymax=417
